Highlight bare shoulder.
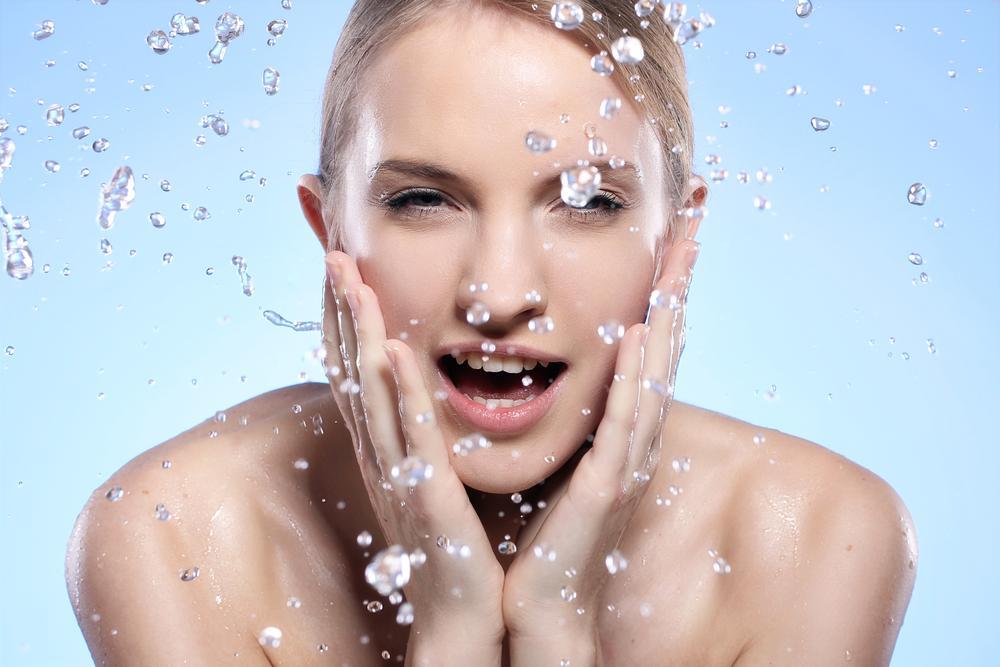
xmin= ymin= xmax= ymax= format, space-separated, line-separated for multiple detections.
xmin=676 ymin=404 xmax=919 ymax=664
xmin=65 ymin=382 xmax=355 ymax=666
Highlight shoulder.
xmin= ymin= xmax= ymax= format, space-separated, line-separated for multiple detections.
xmin=64 ymin=383 xmax=340 ymax=665
xmin=711 ymin=414 xmax=918 ymax=665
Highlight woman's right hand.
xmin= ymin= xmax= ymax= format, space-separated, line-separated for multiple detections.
xmin=323 ymin=250 xmax=505 ymax=664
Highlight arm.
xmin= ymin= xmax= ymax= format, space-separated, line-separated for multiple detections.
xmin=734 ymin=474 xmax=918 ymax=666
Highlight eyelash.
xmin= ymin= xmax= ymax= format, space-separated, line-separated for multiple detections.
xmin=381 ymin=188 xmax=629 ymax=221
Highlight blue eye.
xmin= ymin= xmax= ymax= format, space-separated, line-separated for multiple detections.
xmin=380 ymin=188 xmax=629 ymax=221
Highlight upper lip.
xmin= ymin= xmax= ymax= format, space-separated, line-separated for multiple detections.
xmin=434 ymin=341 xmax=569 ymax=365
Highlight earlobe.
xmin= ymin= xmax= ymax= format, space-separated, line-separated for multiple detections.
xmin=297 ymin=174 xmax=331 ymax=252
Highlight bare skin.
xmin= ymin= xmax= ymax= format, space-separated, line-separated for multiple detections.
xmin=67 ymin=383 xmax=915 ymax=666
xmin=66 ymin=7 xmax=917 ymax=666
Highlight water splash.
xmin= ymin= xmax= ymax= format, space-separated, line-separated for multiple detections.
xmin=96 ymin=166 xmax=136 ymax=230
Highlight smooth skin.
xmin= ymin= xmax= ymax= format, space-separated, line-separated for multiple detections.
xmin=65 ymin=7 xmax=918 ymax=667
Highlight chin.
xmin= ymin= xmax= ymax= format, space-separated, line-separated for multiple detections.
xmin=448 ymin=436 xmax=584 ymax=495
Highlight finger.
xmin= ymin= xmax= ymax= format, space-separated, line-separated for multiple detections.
xmin=627 ymin=239 xmax=700 ymax=477
xmin=381 ymin=339 xmax=451 ymax=476
xmin=338 ymin=257 xmax=407 ymax=473
xmin=326 ymin=252 xmax=382 ymax=484
xmin=588 ymin=323 xmax=647 ymax=482
xmin=320 ymin=273 xmax=359 ymax=424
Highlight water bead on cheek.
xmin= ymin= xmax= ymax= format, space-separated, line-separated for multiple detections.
xmin=528 ymin=315 xmax=555 ymax=334
xmin=599 ymin=96 xmax=622 ymax=120
xmin=525 ymin=130 xmax=557 ymax=154
xmin=590 ymin=52 xmax=615 ymax=76
xmin=597 ymin=321 xmax=625 ymax=345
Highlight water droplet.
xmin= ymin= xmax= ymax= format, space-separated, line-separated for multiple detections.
xmin=452 ymin=432 xmax=492 ymax=456
xmin=785 ymin=84 xmax=804 ymax=96
xmin=590 ymin=52 xmax=615 ymax=76
xmin=862 ymin=83 xmax=877 ymax=95
xmin=366 ymin=545 xmax=411 ymax=596
xmin=810 ymin=117 xmax=831 ymax=131
xmin=525 ymin=130 xmax=556 ymax=154
xmin=946 ymin=69 xmax=957 ymax=78
xmin=193 ymin=206 xmax=210 ymax=221
xmin=498 ymin=539 xmax=517 ymax=555
xmin=599 ymin=96 xmax=622 ymax=120
xmin=464 ymin=301 xmax=491 ymax=326
xmin=170 ymin=13 xmax=200 ymax=36
xmin=560 ymin=164 xmax=601 ymax=207
xmin=544 ymin=454 xmax=556 ymax=463
xmin=32 ymin=20 xmax=56 ymax=41
xmin=928 ymin=139 xmax=938 ymax=149
xmin=148 ymin=212 xmax=166 ymax=228
xmin=396 ymin=601 xmax=414 ymax=625
xmin=154 ymin=503 xmax=171 ymax=521
xmin=44 ymin=160 xmax=60 ymax=173
xmin=795 ymin=0 xmax=813 ymax=18
xmin=769 ymin=43 xmax=788 ymax=55
xmin=611 ymin=36 xmax=645 ymax=64
xmin=231 ymin=255 xmax=254 ymax=296
xmin=96 ymin=165 xmax=135 ymax=230
xmin=146 ymin=30 xmax=172 ymax=55
xmin=390 ymin=456 xmax=434 ymax=487
xmin=907 ymin=252 xmax=923 ymax=266
xmin=209 ymin=114 xmax=229 ymax=136
xmin=907 ymin=183 xmax=927 ymax=206
xmin=671 ymin=457 xmax=691 ymax=473
xmin=605 ymin=549 xmax=628 ymax=574
xmin=366 ymin=600 xmax=383 ymax=613
xmin=105 ymin=486 xmax=124 ymax=502
xmin=596 ymin=321 xmax=625 ymax=345
xmin=208 ymin=40 xmax=227 ymax=64
xmin=72 ymin=126 xmax=90 ymax=140
xmin=550 ymin=2 xmax=584 ymax=30
xmin=180 ymin=566 xmax=200 ymax=581
xmin=281 ymin=0 xmax=293 ymax=8
xmin=239 ymin=169 xmax=256 ymax=181
xmin=162 ymin=252 xmax=173 ymax=264
xmin=45 ymin=104 xmax=64 ymax=126
xmin=267 ymin=19 xmax=287 ymax=37
xmin=560 ymin=586 xmax=577 ymax=602
xmin=214 ymin=12 xmax=244 ymax=43
xmin=356 ymin=530 xmax=373 ymax=548
xmin=528 ymin=315 xmax=555 ymax=334
xmin=262 ymin=67 xmax=280 ymax=96
xmin=257 ymin=626 xmax=282 ymax=648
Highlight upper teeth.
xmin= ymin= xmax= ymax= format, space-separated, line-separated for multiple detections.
xmin=451 ymin=352 xmax=548 ymax=373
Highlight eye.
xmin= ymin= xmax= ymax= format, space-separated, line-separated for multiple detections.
xmin=565 ymin=192 xmax=628 ymax=219
xmin=381 ymin=188 xmax=449 ymax=219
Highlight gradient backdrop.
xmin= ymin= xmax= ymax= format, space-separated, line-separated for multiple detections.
xmin=1 ymin=1 xmax=997 ymax=665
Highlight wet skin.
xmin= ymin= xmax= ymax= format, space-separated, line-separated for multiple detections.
xmin=66 ymin=7 xmax=916 ymax=667
xmin=67 ymin=382 xmax=916 ymax=666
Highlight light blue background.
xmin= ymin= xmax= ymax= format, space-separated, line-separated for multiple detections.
xmin=2 ymin=1 xmax=997 ymax=665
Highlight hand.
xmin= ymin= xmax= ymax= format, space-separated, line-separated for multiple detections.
xmin=323 ymin=251 xmax=505 ymax=662
xmin=502 ymin=237 xmax=701 ymax=665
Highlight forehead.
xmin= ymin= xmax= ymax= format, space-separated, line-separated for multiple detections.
xmin=355 ymin=9 xmax=660 ymax=188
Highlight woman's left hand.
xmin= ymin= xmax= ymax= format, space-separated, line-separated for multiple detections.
xmin=503 ymin=236 xmax=701 ymax=666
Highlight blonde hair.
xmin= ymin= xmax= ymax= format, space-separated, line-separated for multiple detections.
xmin=317 ymin=0 xmax=694 ymax=250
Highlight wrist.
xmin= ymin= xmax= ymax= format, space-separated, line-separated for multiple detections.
xmin=508 ymin=628 xmax=600 ymax=667
xmin=405 ymin=620 xmax=503 ymax=667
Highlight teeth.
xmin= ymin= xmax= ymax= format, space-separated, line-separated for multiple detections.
xmin=464 ymin=393 xmax=536 ymax=408
xmin=453 ymin=352 xmax=545 ymax=374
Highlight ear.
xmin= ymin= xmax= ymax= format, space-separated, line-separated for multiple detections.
xmin=297 ymin=174 xmax=333 ymax=253
xmin=682 ymin=174 xmax=709 ymax=240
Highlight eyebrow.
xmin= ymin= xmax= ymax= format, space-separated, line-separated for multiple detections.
xmin=367 ymin=158 xmax=643 ymax=193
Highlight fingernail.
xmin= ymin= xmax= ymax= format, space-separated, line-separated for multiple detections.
xmin=325 ymin=253 xmax=341 ymax=287
xmin=687 ymin=242 xmax=701 ymax=270
xmin=345 ymin=287 xmax=360 ymax=314
xmin=382 ymin=342 xmax=398 ymax=372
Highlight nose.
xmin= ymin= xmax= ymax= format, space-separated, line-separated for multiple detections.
xmin=454 ymin=228 xmax=549 ymax=336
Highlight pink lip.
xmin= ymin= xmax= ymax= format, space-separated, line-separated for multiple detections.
xmin=435 ymin=363 xmax=568 ymax=436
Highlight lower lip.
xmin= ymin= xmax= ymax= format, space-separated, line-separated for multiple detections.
xmin=436 ymin=363 xmax=568 ymax=436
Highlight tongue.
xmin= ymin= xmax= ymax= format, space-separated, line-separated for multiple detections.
xmin=452 ymin=364 xmax=551 ymax=400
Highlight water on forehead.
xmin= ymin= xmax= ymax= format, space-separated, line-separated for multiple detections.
xmin=360 ymin=10 xmax=646 ymax=179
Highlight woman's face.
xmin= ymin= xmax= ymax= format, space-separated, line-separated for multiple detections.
xmin=314 ymin=10 xmax=694 ymax=494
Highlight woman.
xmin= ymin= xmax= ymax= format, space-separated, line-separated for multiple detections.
xmin=66 ymin=1 xmax=917 ymax=665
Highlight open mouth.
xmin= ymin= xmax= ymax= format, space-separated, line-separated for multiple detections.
xmin=437 ymin=353 xmax=568 ymax=409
